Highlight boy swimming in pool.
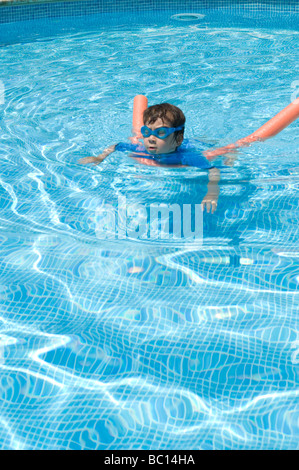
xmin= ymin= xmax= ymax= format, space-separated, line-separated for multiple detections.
xmin=79 ymin=103 xmax=220 ymax=212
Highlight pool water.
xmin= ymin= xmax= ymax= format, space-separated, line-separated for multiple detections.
xmin=0 ymin=10 xmax=298 ymax=450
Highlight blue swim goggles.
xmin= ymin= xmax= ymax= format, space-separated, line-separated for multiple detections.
xmin=140 ymin=125 xmax=184 ymax=140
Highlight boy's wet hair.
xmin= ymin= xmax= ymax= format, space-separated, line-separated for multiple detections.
xmin=143 ymin=103 xmax=185 ymax=141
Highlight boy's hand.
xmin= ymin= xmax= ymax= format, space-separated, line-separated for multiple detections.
xmin=78 ymin=155 xmax=105 ymax=165
xmin=202 ymin=168 xmax=220 ymax=213
xmin=202 ymin=194 xmax=218 ymax=213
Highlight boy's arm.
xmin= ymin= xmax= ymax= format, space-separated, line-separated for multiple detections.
xmin=79 ymin=144 xmax=117 ymax=165
xmin=202 ymin=167 xmax=221 ymax=214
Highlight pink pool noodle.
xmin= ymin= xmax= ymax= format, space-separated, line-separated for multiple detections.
xmin=131 ymin=95 xmax=148 ymax=143
xmin=204 ymin=97 xmax=299 ymax=160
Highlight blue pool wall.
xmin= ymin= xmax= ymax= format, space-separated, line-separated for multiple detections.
xmin=1 ymin=0 xmax=299 ymax=24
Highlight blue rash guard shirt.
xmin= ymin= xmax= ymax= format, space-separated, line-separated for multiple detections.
xmin=115 ymin=139 xmax=213 ymax=169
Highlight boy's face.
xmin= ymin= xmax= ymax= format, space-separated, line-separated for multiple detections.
xmin=143 ymin=118 xmax=184 ymax=155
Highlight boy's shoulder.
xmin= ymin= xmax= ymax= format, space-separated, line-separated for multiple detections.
xmin=178 ymin=139 xmax=213 ymax=169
